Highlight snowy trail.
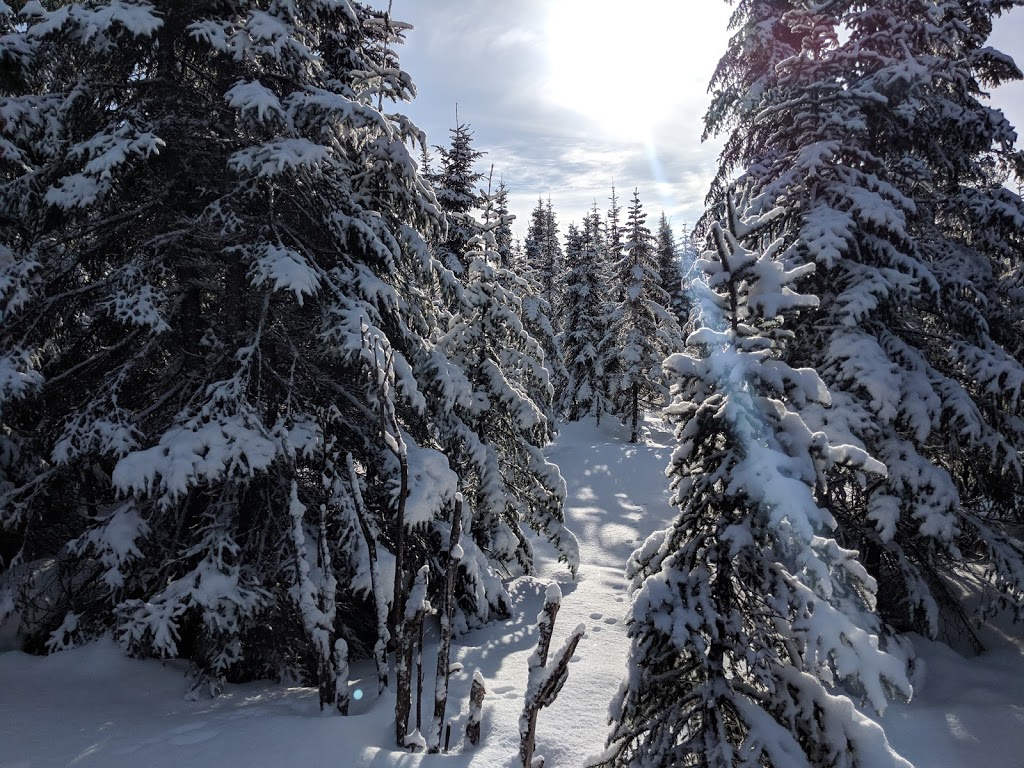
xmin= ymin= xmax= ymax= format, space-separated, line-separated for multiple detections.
xmin=521 ymin=418 xmax=678 ymax=764
xmin=5 ymin=417 xmax=1024 ymax=767
xmin=409 ymin=417 xmax=678 ymax=767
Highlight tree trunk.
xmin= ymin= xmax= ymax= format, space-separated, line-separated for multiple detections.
xmin=428 ymin=494 xmax=463 ymax=753
xmin=465 ymin=670 xmax=486 ymax=746
xmin=630 ymin=382 xmax=639 ymax=443
xmin=415 ymin=618 xmax=424 ymax=734
xmin=392 ymin=444 xmax=412 ymax=746
xmin=519 ymin=588 xmax=560 ymax=768
xmin=346 ymin=454 xmax=389 ymax=693
xmin=520 ymin=627 xmax=583 ymax=768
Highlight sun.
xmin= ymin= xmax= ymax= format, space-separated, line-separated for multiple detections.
xmin=544 ymin=1 xmax=729 ymax=140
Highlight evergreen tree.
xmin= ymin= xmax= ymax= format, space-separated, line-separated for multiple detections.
xmin=0 ymin=0 xmax=576 ymax=713
xmin=493 ymin=179 xmax=515 ymax=270
xmin=418 ymin=144 xmax=434 ymax=181
xmin=433 ymin=122 xmax=484 ymax=275
xmin=524 ymin=196 xmax=563 ymax=311
xmin=599 ymin=185 xmax=626 ymax=396
xmin=560 ymin=208 xmax=613 ymax=423
xmin=599 ymin=198 xmax=912 ymax=768
xmin=486 ymin=175 xmax=561 ymax=440
xmin=704 ymin=0 xmax=1024 ymax=648
xmin=521 ymin=196 xmax=568 ymax=419
xmin=431 ymin=128 xmax=564 ymax=449
xmin=542 ymin=197 xmax=564 ymax=309
xmin=655 ymin=213 xmax=690 ymax=327
xmin=608 ymin=190 xmax=682 ymax=442
xmin=519 ymin=291 xmax=566 ymax=438
xmin=436 ymin=193 xmax=579 ymax=583
xmin=428 ymin=136 xmax=576 ymax=606
xmin=604 ymin=185 xmax=625 ymax=288
xmin=524 ymin=197 xmax=547 ymax=285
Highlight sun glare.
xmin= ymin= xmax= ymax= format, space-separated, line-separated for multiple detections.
xmin=544 ymin=1 xmax=727 ymax=140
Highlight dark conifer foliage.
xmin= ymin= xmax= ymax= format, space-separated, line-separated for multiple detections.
xmin=560 ymin=214 xmax=611 ymax=422
xmin=433 ymin=122 xmax=485 ymax=275
xmin=1 ymin=0 xmax=450 ymax=696
xmin=607 ymin=191 xmax=683 ymax=442
xmin=703 ymin=0 xmax=1024 ymax=648
xmin=655 ymin=213 xmax=690 ymax=328
xmin=524 ymin=196 xmax=564 ymax=312
xmin=599 ymin=197 xmax=912 ymax=768
xmin=520 ymin=196 xmax=568 ymax=418
xmin=493 ymin=180 xmax=515 ymax=270
xmin=0 ymin=0 xmax=575 ymax=707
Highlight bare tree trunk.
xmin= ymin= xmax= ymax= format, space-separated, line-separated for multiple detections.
xmin=392 ymin=439 xmax=411 ymax=746
xmin=398 ymin=566 xmax=430 ymax=749
xmin=518 ymin=585 xmax=585 ymax=768
xmin=630 ymin=382 xmax=639 ymax=444
xmin=428 ymin=494 xmax=464 ymax=753
xmin=333 ymin=639 xmax=350 ymax=716
xmin=391 ymin=437 xmax=409 ymax=634
xmin=394 ymin=618 xmax=412 ymax=744
xmin=288 ymin=482 xmax=341 ymax=714
xmin=345 ymin=454 xmax=389 ymax=693
xmin=519 ymin=588 xmax=559 ymax=767
xmin=465 ymin=670 xmax=486 ymax=746
xmin=415 ymin=618 xmax=424 ymax=734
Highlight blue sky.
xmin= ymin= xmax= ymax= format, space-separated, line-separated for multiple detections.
xmin=387 ymin=1 xmax=1024 ymax=241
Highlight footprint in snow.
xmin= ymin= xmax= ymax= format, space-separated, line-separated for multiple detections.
xmin=589 ymin=612 xmax=603 ymax=620
xmin=603 ymin=617 xmax=618 ymax=625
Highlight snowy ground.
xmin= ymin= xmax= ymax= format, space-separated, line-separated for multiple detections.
xmin=3 ymin=417 xmax=1024 ymax=767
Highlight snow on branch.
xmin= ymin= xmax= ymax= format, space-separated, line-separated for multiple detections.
xmin=248 ymin=243 xmax=321 ymax=305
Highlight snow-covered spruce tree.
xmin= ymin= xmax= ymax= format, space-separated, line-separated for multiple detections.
xmin=494 ymin=180 xmax=516 ymax=270
xmin=524 ymin=196 xmax=564 ymax=312
xmin=519 ymin=287 xmax=566 ymax=438
xmin=421 ymin=124 xmax=575 ymax=616
xmin=655 ymin=213 xmax=690 ymax=328
xmin=0 ymin=0 xmax=567 ymax=711
xmin=430 ymin=125 xmax=563 ymax=437
xmin=561 ymin=209 xmax=613 ymax=423
xmin=704 ymin=0 xmax=1024 ymax=648
xmin=480 ymin=173 xmax=560 ymax=439
xmin=599 ymin=186 xmax=626 ymax=398
xmin=597 ymin=198 xmax=912 ymax=768
xmin=604 ymin=185 xmax=625 ymax=284
xmin=433 ymin=122 xmax=484 ymax=276
xmin=436 ymin=194 xmax=579 ymax=588
xmin=560 ymin=224 xmax=589 ymax=419
xmin=519 ymin=195 xmax=567 ymax=426
xmin=608 ymin=190 xmax=683 ymax=443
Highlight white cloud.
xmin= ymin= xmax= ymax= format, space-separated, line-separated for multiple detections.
xmin=392 ymin=1 xmax=1024 ymax=244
